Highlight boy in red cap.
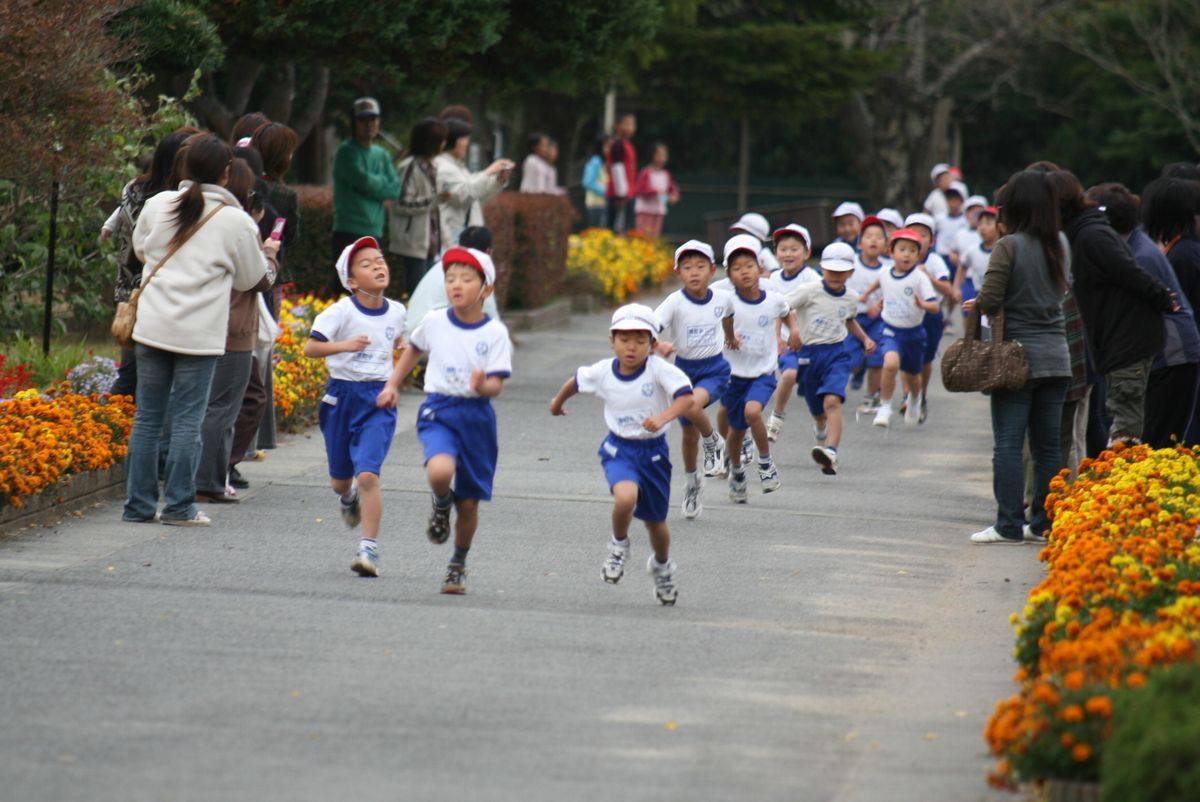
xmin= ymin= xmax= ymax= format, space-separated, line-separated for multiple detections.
xmin=305 ymin=237 xmax=407 ymax=578
xmin=379 ymin=247 xmax=512 ymax=594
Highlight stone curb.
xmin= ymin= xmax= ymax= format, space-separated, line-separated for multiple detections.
xmin=0 ymin=464 xmax=127 ymax=532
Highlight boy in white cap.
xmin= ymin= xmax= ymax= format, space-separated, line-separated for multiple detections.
xmin=859 ymin=228 xmax=940 ymax=428
xmin=654 ymin=240 xmax=734 ymax=519
xmin=904 ymin=212 xmax=955 ymax=422
xmin=782 ymin=243 xmax=876 ymax=474
xmin=728 ymin=212 xmax=780 ymax=272
xmin=304 ymin=237 xmax=407 ymax=578
xmin=874 ymin=208 xmax=904 ymax=235
xmin=934 ymin=181 xmax=969 ymax=259
xmin=378 ymin=247 xmax=512 ymax=594
xmin=846 ymin=216 xmax=891 ymax=411
xmin=549 ymin=304 xmax=694 ymax=605
xmin=924 ymin=163 xmax=953 ymax=218
xmin=765 ymin=224 xmax=818 ymax=441
xmin=722 ymin=234 xmax=798 ymax=500
xmin=832 ymin=202 xmax=864 ymax=249
xmin=950 ymin=195 xmax=988 ymax=271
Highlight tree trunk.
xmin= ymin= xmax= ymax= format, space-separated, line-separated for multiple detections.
xmin=260 ymin=62 xmax=295 ymax=125
xmin=291 ymin=63 xmax=330 ymax=145
xmin=737 ymin=111 xmax=750 ymax=213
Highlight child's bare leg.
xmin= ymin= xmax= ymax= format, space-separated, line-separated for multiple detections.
xmin=867 ymin=366 xmax=881 ymax=395
xmin=823 ymin=396 xmax=844 ymax=449
xmin=774 ymin=370 xmax=797 ymax=415
xmin=645 ymin=520 xmax=671 ymax=564
xmin=920 ymin=363 xmax=933 ymax=397
xmin=682 ymin=388 xmax=713 ymax=437
xmin=426 ymin=454 xmax=456 ymax=497
xmin=717 ymin=404 xmax=729 ymax=441
xmin=745 ymin=401 xmax=770 ymax=455
xmin=611 ymin=481 xmax=638 ymax=542
xmin=681 ymin=425 xmax=700 ymax=474
xmin=453 ymin=497 xmax=479 ymax=553
xmin=880 ymin=353 xmax=900 ymax=402
xmin=354 ymin=472 xmax=381 ymax=537
xmin=902 ymin=371 xmax=922 ymax=400
xmin=726 ymin=427 xmax=746 ymax=468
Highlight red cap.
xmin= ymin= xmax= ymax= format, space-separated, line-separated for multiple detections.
xmin=980 ymin=206 xmax=1000 ymax=217
xmin=888 ymin=227 xmax=923 ymax=250
xmin=443 ymin=246 xmax=482 ymax=274
xmin=860 ymin=215 xmax=887 ymax=233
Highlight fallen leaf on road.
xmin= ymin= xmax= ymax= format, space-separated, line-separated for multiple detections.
xmin=845 ymin=731 xmax=858 ymax=742
xmin=955 ymin=710 xmax=969 ymax=718
xmin=291 ymin=691 xmax=302 ymax=699
xmin=663 ymin=722 xmax=678 ymax=732
xmin=924 ymin=732 xmax=940 ymax=740
xmin=314 ymin=518 xmax=323 ymax=523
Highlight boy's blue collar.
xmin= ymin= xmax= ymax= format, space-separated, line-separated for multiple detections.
xmin=351 ymin=296 xmax=389 ymax=316
xmin=448 ymin=308 xmax=491 ymax=329
xmin=610 ymin=357 xmax=647 ymax=382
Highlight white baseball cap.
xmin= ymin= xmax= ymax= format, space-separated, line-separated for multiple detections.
xmin=771 ymin=224 xmax=812 ymax=250
xmin=904 ymin=212 xmax=936 ymax=232
xmin=964 ymin=194 xmax=988 ymax=211
xmin=723 ymin=234 xmax=763 ymax=266
xmin=673 ymin=239 xmax=714 ymax=268
xmin=947 ymin=180 xmax=969 ymax=199
xmin=335 ymin=236 xmax=382 ymax=291
xmin=729 ymin=212 xmax=771 ymax=242
xmin=832 ymin=201 xmax=864 ymax=221
xmin=930 ymin=162 xmax=951 ymax=181
xmin=819 ymin=242 xmax=857 ymax=272
xmin=353 ymin=97 xmax=381 ymax=118
xmin=442 ymin=246 xmax=496 ymax=286
xmin=609 ymin=303 xmax=660 ymax=334
xmin=875 ymin=208 xmax=904 ymax=229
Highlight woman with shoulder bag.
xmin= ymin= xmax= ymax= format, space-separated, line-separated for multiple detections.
xmin=389 ymin=117 xmax=447 ymax=295
xmin=967 ymin=170 xmax=1071 ymax=545
xmin=123 ymin=134 xmax=271 ymax=526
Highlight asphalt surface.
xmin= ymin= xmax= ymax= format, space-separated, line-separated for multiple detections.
xmin=0 ymin=299 xmax=1042 ymax=801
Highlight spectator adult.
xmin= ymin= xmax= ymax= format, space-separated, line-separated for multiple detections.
xmin=606 ymin=113 xmax=637 ymax=233
xmin=582 ymin=134 xmax=609 ymax=228
xmin=1054 ymin=169 xmax=1176 ymax=445
xmin=969 ymin=170 xmax=1070 ymax=544
xmin=230 ymin=112 xmax=270 ymax=146
xmin=435 ymin=116 xmax=512 ymax=249
xmin=195 ymin=158 xmax=278 ymax=503
xmin=99 ymin=130 xmax=192 ymax=397
xmin=519 ymin=133 xmax=562 ymax=193
xmin=250 ymin=121 xmax=300 ymax=282
xmin=123 ymin=134 xmax=272 ymax=526
xmin=1088 ymin=182 xmax=1200 ymax=447
xmin=390 ymin=117 xmax=447 ymax=294
xmin=332 ymin=97 xmax=400 ymax=258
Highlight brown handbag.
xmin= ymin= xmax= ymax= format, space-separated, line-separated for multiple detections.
xmin=111 ymin=205 xmax=225 ymax=347
xmin=940 ymin=307 xmax=1030 ymax=393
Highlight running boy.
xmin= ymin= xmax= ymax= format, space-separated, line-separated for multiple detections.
xmin=846 ymin=216 xmax=890 ymax=412
xmin=377 ymin=247 xmax=512 ymax=594
xmin=304 ymin=237 xmax=407 ymax=578
xmin=722 ymin=234 xmax=798 ymax=500
xmin=954 ymin=205 xmax=999 ymax=312
xmin=783 ymin=243 xmax=876 ymax=475
xmin=905 ymin=212 xmax=956 ymax=423
xmin=654 ymin=240 xmax=734 ymax=519
xmin=861 ymin=228 xmax=939 ymax=428
xmin=832 ymin=202 xmax=864 ymax=248
xmin=766 ymin=224 xmax=818 ymax=441
xmin=549 ymin=304 xmax=694 ymax=605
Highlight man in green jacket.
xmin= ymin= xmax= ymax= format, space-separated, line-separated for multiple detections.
xmin=332 ymin=97 xmax=400 ymax=258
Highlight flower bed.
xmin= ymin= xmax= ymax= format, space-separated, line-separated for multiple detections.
xmin=985 ymin=444 xmax=1200 ymax=789
xmin=0 ymin=386 xmax=134 ymax=509
xmin=567 ymin=229 xmax=674 ymax=305
xmin=273 ymin=294 xmax=333 ymax=433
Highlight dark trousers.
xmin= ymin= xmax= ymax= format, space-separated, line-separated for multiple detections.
xmin=196 ymin=351 xmax=254 ymax=495
xmin=1144 ymin=362 xmax=1199 ymax=447
xmin=991 ymin=378 xmax=1068 ymax=538
xmin=111 ymin=345 xmax=137 ymax=397
xmin=230 ymin=355 xmax=269 ymax=466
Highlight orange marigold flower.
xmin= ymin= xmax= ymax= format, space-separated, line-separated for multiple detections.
xmin=1064 ymin=670 xmax=1086 ymax=691
xmin=1060 ymin=704 xmax=1085 ymax=723
xmin=1084 ymin=696 xmax=1112 ymax=717
xmin=1072 ymin=743 xmax=1092 ymax=762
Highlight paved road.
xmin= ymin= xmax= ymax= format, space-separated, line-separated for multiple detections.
xmin=0 ymin=301 xmax=1041 ymax=801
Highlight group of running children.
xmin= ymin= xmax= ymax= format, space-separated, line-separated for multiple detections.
xmin=307 ymin=192 xmax=1000 ymax=606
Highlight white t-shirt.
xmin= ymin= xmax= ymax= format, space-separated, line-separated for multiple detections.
xmin=959 ymin=241 xmax=994 ymax=286
xmin=847 ymin=254 xmax=889 ymax=315
xmin=924 ymin=188 xmax=948 ymax=218
xmin=953 ymin=227 xmax=982 ymax=261
xmin=758 ymin=246 xmax=780 ymax=273
xmin=934 ymin=213 xmax=968 ymax=256
xmin=767 ymin=266 xmax=820 ymax=296
xmin=922 ymin=252 xmax=952 ymax=300
xmin=575 ymin=355 xmax=693 ymax=440
xmin=654 ymin=287 xmax=734 ymax=361
xmin=409 ymin=308 xmax=513 ymax=397
xmin=880 ymin=267 xmax=936 ymax=329
xmin=784 ymin=282 xmax=860 ymax=346
xmin=724 ymin=289 xmax=791 ymax=377
xmin=311 ymin=296 xmax=407 ymax=382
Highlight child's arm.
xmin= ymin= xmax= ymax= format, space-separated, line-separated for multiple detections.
xmin=722 ymin=316 xmax=741 ymax=350
xmin=303 ymin=334 xmax=369 ymax=359
xmin=915 ymin=295 xmax=941 ymax=313
xmin=861 ymin=279 xmax=880 ymax=300
xmin=470 ymin=371 xmax=505 ymax=398
xmin=783 ymin=310 xmax=801 ymax=351
xmin=655 ymin=340 xmax=676 ymax=357
xmin=922 ymin=266 xmax=957 ymax=300
xmin=549 ymin=376 xmax=579 ymax=416
xmin=643 ymin=391 xmax=694 ymax=433
xmin=376 ymin=344 xmax=423 ymax=408
xmin=847 ymin=318 xmax=876 ymax=354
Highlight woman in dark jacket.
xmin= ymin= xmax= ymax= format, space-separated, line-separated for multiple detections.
xmin=969 ymin=170 xmax=1071 ymax=544
xmin=1051 ymin=170 xmax=1176 ymax=445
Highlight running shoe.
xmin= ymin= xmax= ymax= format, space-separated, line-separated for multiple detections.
xmin=904 ymin=393 xmax=920 ymax=426
xmin=426 ymin=495 xmax=452 ymax=544
xmin=873 ymin=404 xmax=892 ymax=429
xmin=728 ymin=470 xmax=748 ymax=503
xmin=766 ymin=412 xmax=785 ymax=442
xmin=441 ymin=563 xmax=467 ymax=594
xmin=339 ymin=488 xmax=361 ymax=529
xmin=681 ymin=474 xmax=703 ymax=519
xmin=646 ymin=556 xmax=678 ymax=606
xmin=351 ymin=546 xmax=380 ymax=577
xmin=812 ymin=446 xmax=838 ymax=475
xmin=603 ymin=540 xmax=630 ymax=584
xmin=813 ymin=424 xmax=828 ymax=443
xmin=702 ymin=434 xmax=726 ymax=477
xmin=758 ymin=458 xmax=781 ymax=493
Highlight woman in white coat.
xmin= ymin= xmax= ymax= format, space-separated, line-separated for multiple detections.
xmin=434 ymin=116 xmax=512 ymax=252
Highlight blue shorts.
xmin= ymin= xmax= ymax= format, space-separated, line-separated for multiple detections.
xmin=318 ymin=379 xmax=397 ymax=479
xmin=879 ymin=323 xmax=927 ymax=375
xmin=674 ymin=354 xmax=730 ymax=426
xmin=960 ymin=278 xmax=977 ymax=314
xmin=922 ymin=310 xmax=945 ymax=364
xmin=721 ymin=373 xmax=777 ymax=431
xmin=599 ymin=434 xmax=672 ymax=523
xmin=797 ymin=343 xmax=854 ymax=417
xmin=777 ymin=350 xmax=801 ymax=374
xmin=416 ymin=393 xmax=498 ymax=501
xmin=844 ymin=314 xmax=885 ymax=369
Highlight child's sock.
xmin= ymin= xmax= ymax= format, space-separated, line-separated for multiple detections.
xmin=610 ymin=534 xmax=629 ymax=548
xmin=433 ymin=491 xmax=453 ymax=509
xmin=702 ymin=431 xmax=720 ymax=446
xmin=337 ymin=487 xmax=357 ymax=504
xmin=652 ymin=557 xmax=671 ymax=571
xmin=451 ymin=545 xmax=469 ymax=566
xmin=758 ymin=454 xmax=772 ymax=467
xmin=771 ymin=410 xmax=785 ymax=420
xmin=359 ymin=537 xmax=377 ymax=554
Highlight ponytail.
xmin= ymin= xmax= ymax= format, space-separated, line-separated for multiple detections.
xmin=170 ymin=133 xmax=232 ymax=246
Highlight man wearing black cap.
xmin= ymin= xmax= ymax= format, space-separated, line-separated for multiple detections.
xmin=332 ymin=97 xmax=401 ymax=259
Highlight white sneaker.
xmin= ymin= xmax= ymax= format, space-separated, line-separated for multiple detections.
xmin=1023 ymin=524 xmax=1048 ymax=544
xmin=728 ymin=469 xmax=748 ymax=503
xmin=702 ymin=434 xmax=725 ymax=477
xmin=681 ymin=474 xmax=703 ymax=519
xmin=741 ymin=436 xmax=755 ymax=466
xmin=646 ymin=556 xmax=678 ymax=606
xmin=161 ymin=510 xmax=211 ymax=527
xmin=873 ymin=404 xmax=892 ymax=429
xmin=812 ymin=446 xmax=838 ymax=475
xmin=757 ymin=458 xmax=781 ymax=493
xmin=766 ymin=412 xmax=784 ymax=442
xmin=603 ymin=540 xmax=630 ymax=583
xmin=904 ymin=393 xmax=920 ymax=426
xmin=813 ymin=424 xmax=828 ymax=443
xmin=970 ymin=526 xmax=1024 ymax=544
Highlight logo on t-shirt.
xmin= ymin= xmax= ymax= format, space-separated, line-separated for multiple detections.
xmin=757 ymin=314 xmax=769 ymax=327
xmin=904 ymin=287 xmax=914 ymax=297
xmin=641 ymin=382 xmax=654 ymax=397
xmin=713 ymin=305 xmax=725 ymax=318
xmin=475 ymin=341 xmax=489 ymax=355
xmin=385 ymin=326 xmax=396 ymax=341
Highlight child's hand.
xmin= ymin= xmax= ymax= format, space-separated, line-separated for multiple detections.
xmin=725 ymin=334 xmax=742 ymax=351
xmin=469 ymin=369 xmax=485 ymax=393
xmin=787 ymin=329 xmax=802 ymax=352
xmin=777 ymin=338 xmax=788 ymax=356
xmin=868 ymin=300 xmax=882 ymax=318
xmin=655 ymin=340 xmax=676 ymax=357
xmin=642 ymin=414 xmax=666 ymax=433
xmin=376 ymin=387 xmax=397 ymax=409
xmin=863 ymin=337 xmax=877 ymax=355
xmin=343 ymin=335 xmax=371 ymax=353
xmin=549 ymin=397 xmax=567 ymax=416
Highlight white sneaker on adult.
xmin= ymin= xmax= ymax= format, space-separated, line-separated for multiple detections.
xmin=970 ymin=526 xmax=1024 ymax=544
xmin=1023 ymin=524 xmax=1048 ymax=544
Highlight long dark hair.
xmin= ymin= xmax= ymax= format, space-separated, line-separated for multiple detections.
xmin=171 ymin=134 xmax=232 ymax=245
xmin=1047 ymin=169 xmax=1094 ymax=225
xmin=998 ymin=169 xmax=1065 ymax=288
xmin=1142 ymin=177 xmax=1200 ymax=243
xmin=250 ymin=122 xmax=299 ymax=182
xmin=408 ymin=118 xmax=447 ymax=160
xmin=225 ymin=158 xmax=257 ymax=212
xmin=230 ymin=112 xmax=269 ymax=145
xmin=136 ymin=131 xmax=191 ymax=197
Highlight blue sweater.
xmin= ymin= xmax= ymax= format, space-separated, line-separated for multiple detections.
xmin=1128 ymin=227 xmax=1200 ymax=369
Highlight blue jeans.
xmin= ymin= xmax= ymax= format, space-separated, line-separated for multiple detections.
xmin=991 ymin=378 xmax=1068 ymax=538
xmin=123 ymin=344 xmax=217 ymax=522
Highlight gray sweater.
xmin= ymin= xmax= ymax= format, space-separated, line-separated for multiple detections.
xmin=976 ymin=233 xmax=1070 ymax=380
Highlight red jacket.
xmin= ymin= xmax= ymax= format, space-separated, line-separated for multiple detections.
xmin=605 ymin=139 xmax=636 ymax=199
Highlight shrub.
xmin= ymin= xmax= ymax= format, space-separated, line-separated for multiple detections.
xmin=66 ymin=355 xmax=118 ymax=396
xmin=288 ymin=185 xmax=336 ymax=296
xmin=567 ymin=228 xmax=675 ymax=305
xmin=484 ymin=192 xmax=572 ymax=310
xmin=273 ymin=294 xmax=333 ymax=432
